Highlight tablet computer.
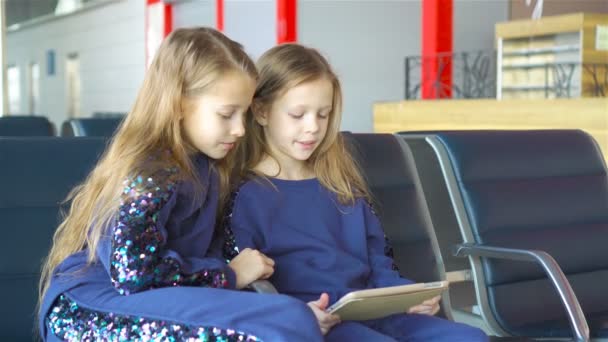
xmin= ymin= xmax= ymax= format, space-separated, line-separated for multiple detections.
xmin=326 ymin=281 xmax=449 ymax=321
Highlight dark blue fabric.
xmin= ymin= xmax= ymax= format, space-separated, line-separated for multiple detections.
xmin=94 ymin=155 xmax=236 ymax=286
xmin=326 ymin=314 xmax=488 ymax=342
xmin=42 ymin=253 xmax=322 ymax=342
xmin=232 ymin=177 xmax=412 ymax=305
xmin=231 ymin=176 xmax=487 ymax=341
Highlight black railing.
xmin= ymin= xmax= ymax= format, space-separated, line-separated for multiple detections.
xmin=405 ymin=51 xmax=607 ymax=100
xmin=404 ymin=50 xmax=496 ymax=100
xmin=583 ymin=63 xmax=608 ymax=97
xmin=500 ymin=63 xmax=608 ymax=98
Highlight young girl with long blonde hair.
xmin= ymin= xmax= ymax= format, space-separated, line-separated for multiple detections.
xmin=38 ymin=28 xmax=322 ymax=342
xmin=226 ymin=43 xmax=489 ymax=341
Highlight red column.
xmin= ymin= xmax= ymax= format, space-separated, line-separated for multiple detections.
xmin=145 ymin=0 xmax=173 ymax=67
xmin=421 ymin=0 xmax=453 ymax=99
xmin=277 ymin=0 xmax=297 ymax=44
xmin=216 ymin=0 xmax=224 ymax=32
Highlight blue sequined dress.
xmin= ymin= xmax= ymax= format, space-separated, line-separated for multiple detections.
xmin=39 ymin=155 xmax=323 ymax=342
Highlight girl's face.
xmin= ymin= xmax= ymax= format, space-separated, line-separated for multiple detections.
xmin=182 ymin=70 xmax=255 ymax=159
xmin=257 ymin=77 xmax=333 ymax=168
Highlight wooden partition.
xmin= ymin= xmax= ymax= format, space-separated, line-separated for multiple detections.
xmin=374 ymin=98 xmax=608 ymax=161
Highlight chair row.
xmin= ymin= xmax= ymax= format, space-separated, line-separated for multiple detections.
xmin=0 ymin=116 xmax=122 ymax=137
xmin=0 ymin=137 xmax=109 ymax=341
xmin=349 ymin=130 xmax=607 ymax=341
xmin=1 ymin=130 xmax=606 ymax=341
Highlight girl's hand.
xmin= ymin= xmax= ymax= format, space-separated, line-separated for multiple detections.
xmin=408 ymin=295 xmax=441 ymax=316
xmin=307 ymin=293 xmax=341 ymax=335
xmin=228 ymin=248 xmax=275 ymax=289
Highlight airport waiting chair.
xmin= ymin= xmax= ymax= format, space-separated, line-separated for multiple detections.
xmin=426 ymin=130 xmax=608 ymax=341
xmin=61 ymin=117 xmax=123 ymax=137
xmin=0 ymin=116 xmax=54 ymax=137
xmin=398 ymin=131 xmax=479 ymax=317
xmin=345 ymin=132 xmax=539 ymax=341
xmin=0 ymin=137 xmax=108 ymax=341
xmin=92 ymin=111 xmax=127 ymax=119
xmin=344 ymin=133 xmax=447 ymax=294
xmin=398 ymin=132 xmax=472 ymax=276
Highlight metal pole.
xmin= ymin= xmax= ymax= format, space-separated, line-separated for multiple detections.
xmin=544 ymin=63 xmax=549 ymax=98
xmin=405 ymin=57 xmax=410 ymax=100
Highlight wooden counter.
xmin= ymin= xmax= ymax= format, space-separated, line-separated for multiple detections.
xmin=374 ymin=98 xmax=608 ymax=160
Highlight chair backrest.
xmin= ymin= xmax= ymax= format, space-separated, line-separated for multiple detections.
xmin=399 ymin=133 xmax=481 ymax=313
xmin=61 ymin=117 xmax=123 ymax=137
xmin=343 ymin=132 xmax=450 ymax=317
xmin=430 ymin=130 xmax=608 ymax=337
xmin=0 ymin=116 xmax=54 ymax=137
xmin=398 ymin=132 xmax=471 ymax=274
xmin=92 ymin=111 xmax=127 ymax=118
xmin=0 ymin=137 xmax=107 ymax=341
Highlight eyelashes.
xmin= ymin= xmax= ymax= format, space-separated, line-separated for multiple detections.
xmin=287 ymin=111 xmax=331 ymax=119
xmin=218 ymin=112 xmax=235 ymax=119
xmin=288 ymin=112 xmax=304 ymax=119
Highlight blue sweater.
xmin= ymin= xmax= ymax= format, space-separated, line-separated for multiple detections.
xmin=230 ymin=177 xmax=412 ymax=305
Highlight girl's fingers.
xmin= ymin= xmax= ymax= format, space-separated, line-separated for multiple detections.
xmin=409 ymin=305 xmax=433 ymax=313
xmin=263 ymin=255 xmax=275 ymax=266
xmin=261 ymin=265 xmax=274 ymax=278
xmin=422 ymin=296 xmax=441 ymax=306
xmin=319 ymin=312 xmax=340 ymax=324
xmin=410 ymin=303 xmax=440 ymax=316
xmin=431 ymin=305 xmax=441 ymax=315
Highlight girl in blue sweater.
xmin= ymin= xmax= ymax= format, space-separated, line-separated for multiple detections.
xmin=226 ymin=43 xmax=488 ymax=341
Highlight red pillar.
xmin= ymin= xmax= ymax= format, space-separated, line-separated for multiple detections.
xmin=277 ymin=0 xmax=297 ymax=44
xmin=216 ymin=0 xmax=224 ymax=32
xmin=421 ymin=0 xmax=453 ymax=99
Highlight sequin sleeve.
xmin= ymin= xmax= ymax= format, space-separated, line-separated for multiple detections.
xmin=363 ymin=201 xmax=414 ymax=288
xmin=109 ymin=170 xmax=232 ymax=295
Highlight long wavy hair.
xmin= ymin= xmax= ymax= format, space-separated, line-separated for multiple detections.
xmin=238 ymin=43 xmax=370 ymax=205
xmin=39 ymin=27 xmax=257 ymax=306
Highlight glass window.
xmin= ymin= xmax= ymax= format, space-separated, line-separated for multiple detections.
xmin=29 ymin=63 xmax=40 ymax=114
xmin=7 ymin=65 xmax=21 ymax=115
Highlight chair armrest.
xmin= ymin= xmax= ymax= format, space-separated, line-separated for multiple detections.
xmin=453 ymin=243 xmax=589 ymax=342
xmin=250 ymin=280 xmax=279 ymax=294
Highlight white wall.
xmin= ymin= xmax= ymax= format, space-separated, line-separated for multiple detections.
xmin=173 ymin=0 xmax=274 ymax=60
xmin=299 ymin=0 xmax=508 ymax=132
xmin=299 ymin=0 xmax=421 ymax=132
xmin=173 ymin=0 xmax=215 ymax=30
xmin=454 ymin=0 xmax=509 ymax=52
xmin=6 ymin=0 xmax=145 ymax=128
xmin=224 ymin=0 xmax=275 ymax=60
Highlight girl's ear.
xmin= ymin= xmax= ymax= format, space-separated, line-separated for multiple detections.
xmin=252 ymin=102 xmax=268 ymax=126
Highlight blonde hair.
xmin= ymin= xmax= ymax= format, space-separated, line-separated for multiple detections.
xmin=40 ymin=27 xmax=257 ymax=305
xmin=239 ymin=43 xmax=370 ymax=204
